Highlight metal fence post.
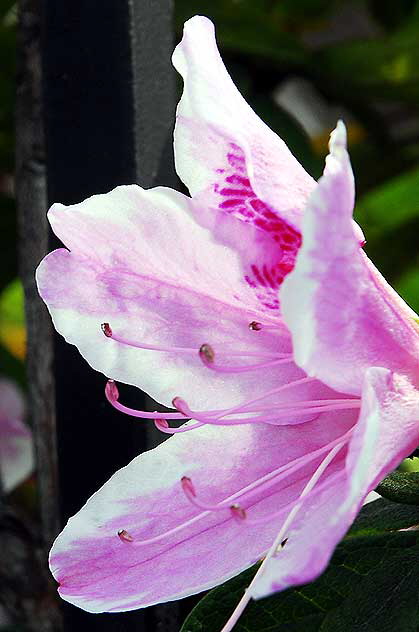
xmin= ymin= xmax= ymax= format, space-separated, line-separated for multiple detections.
xmin=17 ymin=1 xmax=181 ymax=630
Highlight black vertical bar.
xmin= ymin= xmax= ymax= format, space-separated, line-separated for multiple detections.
xmin=16 ymin=1 xmax=62 ymax=630
xmin=130 ymin=0 xmax=177 ymax=189
xmin=41 ymin=2 xmax=177 ymax=631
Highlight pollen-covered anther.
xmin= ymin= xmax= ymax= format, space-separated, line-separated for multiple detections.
xmin=199 ymin=343 xmax=215 ymax=364
xmin=230 ymin=503 xmax=246 ymax=521
xmin=105 ymin=379 xmax=119 ymax=402
xmin=249 ymin=321 xmax=262 ymax=331
xmin=181 ymin=475 xmax=196 ymax=497
xmin=101 ymin=322 xmax=113 ymax=337
xmin=117 ymin=529 xmax=134 ymax=543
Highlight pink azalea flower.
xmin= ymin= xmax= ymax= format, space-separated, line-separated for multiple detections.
xmin=0 ymin=378 xmax=33 ymax=493
xmin=36 ymin=14 xmax=419 ymax=627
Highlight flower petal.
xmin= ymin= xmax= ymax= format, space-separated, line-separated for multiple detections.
xmin=251 ymin=366 xmax=419 ymax=599
xmin=173 ymin=16 xmax=315 ymax=229
xmin=173 ymin=16 xmax=315 ymax=311
xmin=0 ymin=379 xmax=33 ymax=493
xmin=37 ymin=184 xmax=325 ymax=410
xmin=49 ymin=411 xmax=356 ymax=612
xmin=281 ymin=121 xmax=419 ymax=395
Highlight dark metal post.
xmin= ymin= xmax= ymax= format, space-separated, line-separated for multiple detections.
xmin=16 ymin=0 xmax=62 ymax=630
xmin=29 ymin=1 xmax=178 ymax=631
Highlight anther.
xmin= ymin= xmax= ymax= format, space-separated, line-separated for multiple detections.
xmin=172 ymin=396 xmax=192 ymax=417
xmin=199 ymin=343 xmax=215 ymax=364
xmin=101 ymin=322 xmax=113 ymax=337
xmin=105 ymin=379 xmax=119 ymax=402
xmin=230 ymin=504 xmax=246 ymax=521
xmin=249 ymin=321 xmax=262 ymax=331
xmin=117 ymin=529 xmax=134 ymax=543
xmin=181 ymin=476 xmax=196 ymax=497
xmin=154 ymin=418 xmax=169 ymax=430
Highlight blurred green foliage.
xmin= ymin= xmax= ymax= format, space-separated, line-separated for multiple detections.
xmin=0 ymin=0 xmax=22 ymax=388
xmin=177 ymin=0 xmax=419 ymax=312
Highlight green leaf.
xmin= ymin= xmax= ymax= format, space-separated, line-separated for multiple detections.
xmin=182 ymin=504 xmax=419 ymax=632
xmin=395 ymin=267 xmax=419 ymax=314
xmin=315 ymin=23 xmax=419 ymax=104
xmin=0 ymin=278 xmax=25 ymax=361
xmin=355 ymin=166 xmax=419 ymax=235
xmin=376 ymin=471 xmax=419 ymax=505
xmin=348 ymin=497 xmax=419 ymax=536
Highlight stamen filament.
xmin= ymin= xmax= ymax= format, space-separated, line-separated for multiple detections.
xmin=176 ymin=402 xmax=361 ymax=427
xmin=105 ymin=381 xmax=187 ymax=419
xmin=242 ymin=470 xmax=343 ymax=526
xmin=101 ymin=323 xmax=285 ymax=359
xmin=249 ymin=321 xmax=287 ymax=332
xmin=154 ymin=419 xmax=204 ymax=434
xmin=122 ymin=438 xmax=347 ymax=550
xmin=181 ymin=429 xmax=352 ymax=513
xmin=200 ymin=353 xmax=294 ymax=374
xmin=172 ymin=377 xmax=317 ymax=423
xmin=220 ymin=440 xmax=346 ymax=632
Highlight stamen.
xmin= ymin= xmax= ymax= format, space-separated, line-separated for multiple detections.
xmin=101 ymin=323 xmax=283 ymax=359
xmin=219 ymin=441 xmax=346 ymax=632
xmin=180 ymin=429 xmax=352 ymax=515
xmin=106 ymin=380 xmax=186 ymax=419
xmin=173 ymin=387 xmax=360 ymax=425
xmin=199 ymin=343 xmax=293 ymax=374
xmin=105 ymin=378 xmax=119 ymax=402
xmin=101 ymin=324 xmax=198 ymax=355
xmin=230 ymin=504 xmax=246 ymax=521
xmin=172 ymin=396 xmax=192 ymax=417
xmin=154 ymin=419 xmax=204 ymax=434
xmin=249 ymin=321 xmax=285 ymax=332
xmin=124 ymin=431 xmax=351 ymax=549
xmin=241 ymin=470 xmax=343 ymax=526
xmin=171 ymin=378 xmax=320 ymax=426
xmin=199 ymin=343 xmax=215 ymax=364
xmin=181 ymin=476 xmax=196 ymax=497
xmin=101 ymin=322 xmax=113 ymax=337
xmin=117 ymin=529 xmax=134 ymax=543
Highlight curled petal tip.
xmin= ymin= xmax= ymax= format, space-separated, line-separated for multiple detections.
xmin=199 ymin=343 xmax=215 ymax=365
xmin=101 ymin=322 xmax=113 ymax=337
xmin=105 ymin=379 xmax=119 ymax=402
xmin=117 ymin=529 xmax=134 ymax=543
xmin=329 ymin=120 xmax=347 ymax=152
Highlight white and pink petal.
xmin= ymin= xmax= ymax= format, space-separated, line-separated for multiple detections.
xmin=49 ymin=410 xmax=357 ymax=613
xmin=173 ymin=16 xmax=314 ymax=313
xmin=282 ymin=122 xmax=419 ymax=395
xmin=37 ymin=185 xmax=314 ymax=411
xmin=251 ymin=366 xmax=419 ymax=599
xmin=0 ymin=379 xmax=33 ymax=493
